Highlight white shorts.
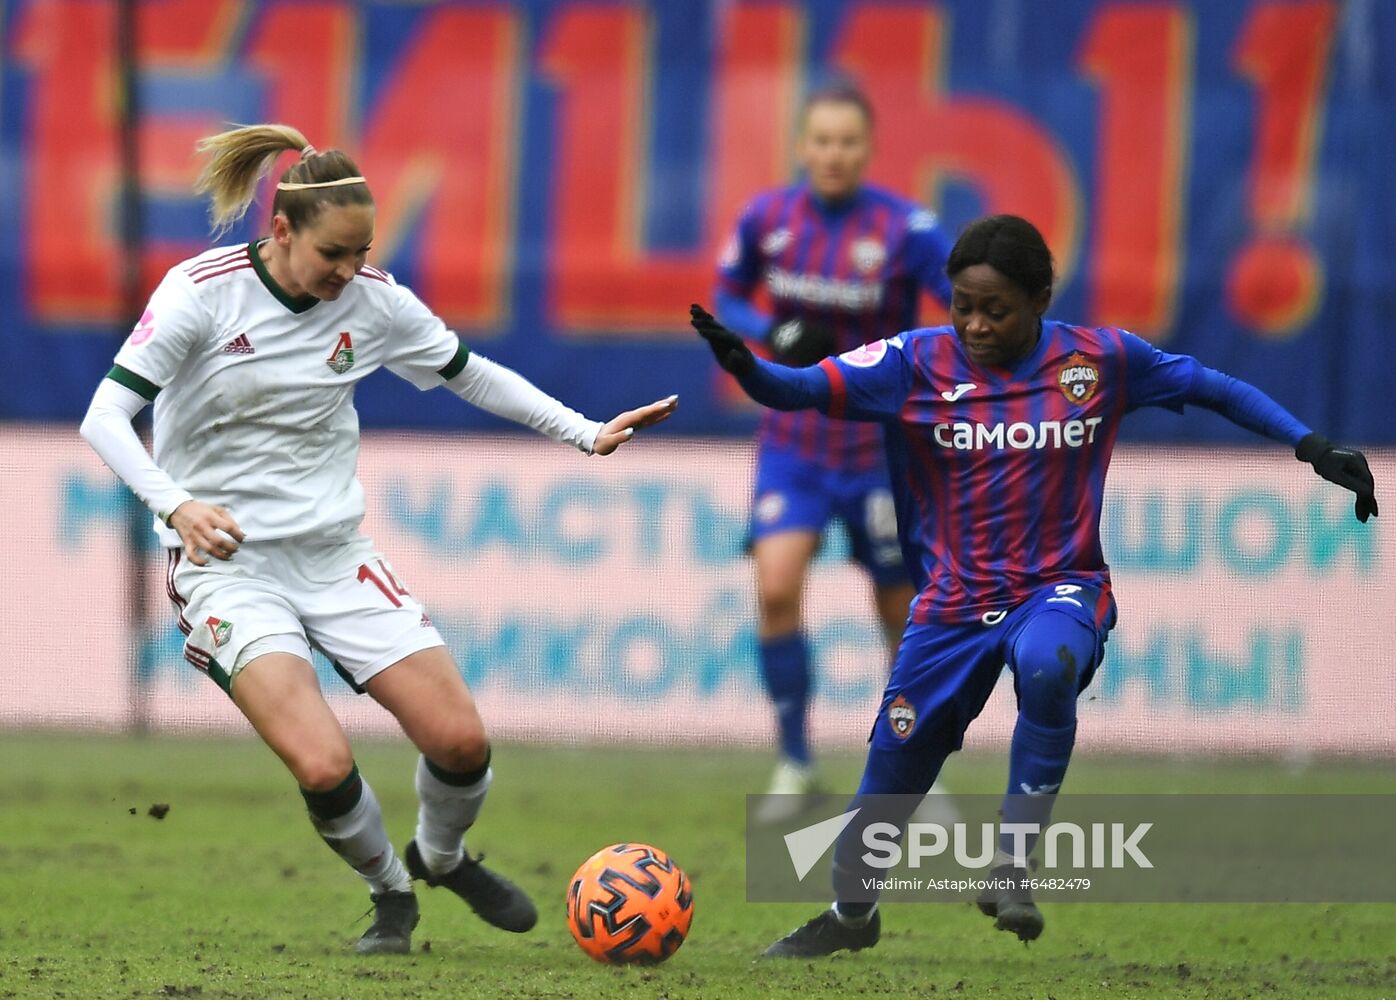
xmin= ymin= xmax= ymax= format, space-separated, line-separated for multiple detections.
xmin=165 ymin=535 xmax=445 ymax=694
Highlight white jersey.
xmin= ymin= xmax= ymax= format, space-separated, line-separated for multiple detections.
xmin=111 ymin=242 xmax=465 ymax=547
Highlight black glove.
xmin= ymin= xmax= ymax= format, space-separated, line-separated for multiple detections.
xmin=1296 ymin=432 xmax=1379 ymax=523
xmin=690 ymin=304 xmax=755 ymax=376
xmin=768 ymin=316 xmax=837 ymax=367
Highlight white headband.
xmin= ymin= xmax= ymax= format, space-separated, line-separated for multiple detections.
xmin=276 ymin=176 xmax=367 ymax=191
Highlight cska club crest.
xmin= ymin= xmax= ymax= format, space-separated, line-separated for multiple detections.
xmin=887 ymin=694 xmax=917 ymax=740
xmin=326 ymin=331 xmax=356 ymax=374
xmin=1057 ymin=352 xmax=1100 ymax=404
xmin=850 ymin=237 xmax=887 ymax=275
xmin=205 ymin=616 xmax=233 ymax=648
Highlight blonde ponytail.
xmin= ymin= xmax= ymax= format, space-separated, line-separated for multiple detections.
xmin=194 ymin=124 xmax=311 ymax=236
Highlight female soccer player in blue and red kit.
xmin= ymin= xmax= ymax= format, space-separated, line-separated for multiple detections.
xmin=716 ymin=81 xmax=953 ymax=807
xmin=692 ymin=214 xmax=1377 ymax=955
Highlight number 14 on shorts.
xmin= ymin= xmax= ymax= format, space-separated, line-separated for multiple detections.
xmin=358 ymin=559 xmax=412 ymax=607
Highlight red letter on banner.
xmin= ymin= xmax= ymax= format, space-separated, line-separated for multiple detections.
xmin=356 ymin=9 xmax=520 ymax=331
xmin=12 ymin=0 xmax=241 ymax=322
xmin=1079 ymin=4 xmax=1194 ymax=338
xmin=1225 ymin=1 xmax=1335 ymax=337
xmin=251 ymin=8 xmax=520 ymax=332
xmin=833 ymin=6 xmax=1081 ymax=289
xmin=246 ymin=6 xmax=357 ymax=165
xmin=541 ymin=5 xmax=800 ymax=333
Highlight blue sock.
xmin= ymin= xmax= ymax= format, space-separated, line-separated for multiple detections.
xmin=834 ymin=732 xmax=955 ymax=919
xmin=1000 ymin=715 xmax=1076 ymax=861
xmin=998 ymin=611 xmax=1095 ymax=862
xmin=759 ymin=633 xmax=812 ymax=764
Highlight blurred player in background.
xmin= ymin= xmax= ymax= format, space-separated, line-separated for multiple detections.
xmin=80 ymin=123 xmax=678 ymax=956
xmin=714 ymin=81 xmax=953 ymax=810
xmin=692 ymin=213 xmax=1377 ymax=954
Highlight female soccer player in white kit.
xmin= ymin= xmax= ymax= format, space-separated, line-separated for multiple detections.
xmin=80 ymin=124 xmax=678 ymax=955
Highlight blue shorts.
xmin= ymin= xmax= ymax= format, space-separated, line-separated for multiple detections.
xmin=750 ymin=449 xmax=909 ymax=587
xmin=869 ymin=581 xmax=1117 ymax=753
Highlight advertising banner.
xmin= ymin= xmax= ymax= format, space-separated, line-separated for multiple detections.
xmin=3 ymin=428 xmax=1390 ymax=753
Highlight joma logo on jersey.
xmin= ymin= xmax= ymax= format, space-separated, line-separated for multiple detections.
xmin=326 ymin=332 xmax=356 ymax=374
xmin=1058 ymin=352 xmax=1100 ymax=403
xmin=761 ymin=228 xmax=794 ymax=256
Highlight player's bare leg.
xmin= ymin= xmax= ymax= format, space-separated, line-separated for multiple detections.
xmin=367 ymin=647 xmax=537 ymax=932
xmin=753 ymin=530 xmax=822 ymax=820
xmin=872 ymin=579 xmax=916 ymax=654
xmin=231 ymin=652 xmax=417 ymax=954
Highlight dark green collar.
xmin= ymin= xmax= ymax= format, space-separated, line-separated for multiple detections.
xmin=249 ymin=239 xmax=320 ymax=314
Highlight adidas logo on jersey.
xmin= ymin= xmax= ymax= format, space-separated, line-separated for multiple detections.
xmin=222 ymin=333 xmax=255 ymax=355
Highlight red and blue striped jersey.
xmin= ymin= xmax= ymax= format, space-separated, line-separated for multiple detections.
xmin=717 ymin=183 xmax=952 ymax=473
xmin=815 ymin=321 xmax=1309 ymax=624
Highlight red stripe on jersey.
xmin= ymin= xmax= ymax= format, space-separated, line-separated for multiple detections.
xmin=760 ymin=193 xmax=790 ymax=267
xmin=817 ymin=223 xmax=853 ymax=469
xmin=165 ymin=550 xmax=186 ymax=610
xmin=795 ymin=192 xmax=829 ymax=286
xmin=930 ymin=337 xmax=972 ymax=609
xmin=1102 ymin=326 xmax=1132 ymax=429
xmin=991 ymin=365 xmax=1040 ymax=597
xmin=1035 ymin=343 xmax=1074 ymax=575
xmin=901 ymin=403 xmax=969 ymax=621
xmin=192 ymin=262 xmax=252 ymax=284
xmin=718 ymin=273 xmax=750 ymax=297
xmin=819 ymin=358 xmax=847 ymax=418
xmin=1045 ymin=325 xmax=1094 ymax=572
xmin=166 ymin=550 xmax=192 ymax=635
xmin=799 ymin=399 xmax=819 ymax=459
xmin=852 ymin=203 xmax=887 ymax=349
xmin=792 ymin=194 xmax=829 ymax=465
xmin=356 ymin=265 xmax=391 ymax=284
xmin=184 ymin=245 xmax=249 ymax=278
xmin=765 ymin=410 xmax=792 ymax=452
xmin=1094 ymin=583 xmax=1114 ymax=628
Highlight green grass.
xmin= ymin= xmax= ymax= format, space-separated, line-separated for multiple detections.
xmin=1 ymin=734 xmax=1393 ymax=999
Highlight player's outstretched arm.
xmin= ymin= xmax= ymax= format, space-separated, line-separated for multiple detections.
xmin=690 ymin=304 xmax=832 ymax=413
xmin=1134 ymin=345 xmax=1378 ymax=525
xmin=1296 ymin=433 xmax=1379 ymax=523
xmin=690 ymin=303 xmax=756 ymax=375
xmin=591 ymin=395 xmax=680 ymax=456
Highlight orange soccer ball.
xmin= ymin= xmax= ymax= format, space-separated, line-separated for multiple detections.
xmin=565 ymin=843 xmax=694 ymax=964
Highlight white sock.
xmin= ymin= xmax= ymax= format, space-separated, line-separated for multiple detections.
xmin=308 ymin=777 xmax=411 ymax=895
xmin=832 ymin=901 xmax=878 ymax=928
xmin=991 ymin=848 xmax=1030 ymax=870
xmin=414 ymin=755 xmax=492 ymax=875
